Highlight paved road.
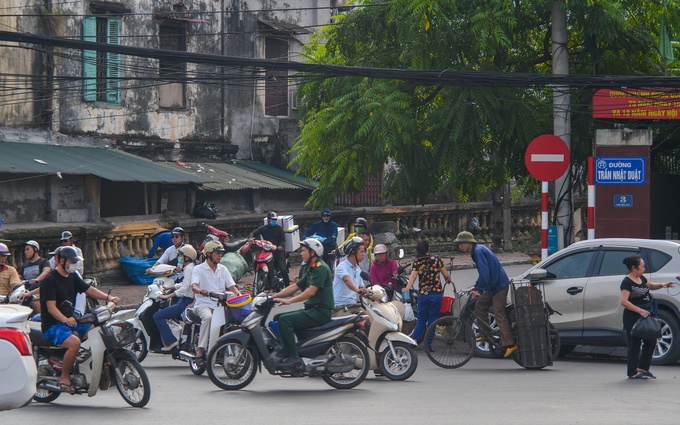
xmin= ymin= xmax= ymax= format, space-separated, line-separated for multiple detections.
xmin=5 ymin=352 xmax=678 ymax=424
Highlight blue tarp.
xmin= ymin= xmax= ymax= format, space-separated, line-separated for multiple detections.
xmin=119 ymin=257 xmax=157 ymax=285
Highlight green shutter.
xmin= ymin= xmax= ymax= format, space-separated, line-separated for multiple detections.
xmin=82 ymin=17 xmax=97 ymax=102
xmin=106 ymin=19 xmax=121 ymax=104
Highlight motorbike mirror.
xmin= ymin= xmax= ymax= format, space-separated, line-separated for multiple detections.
xmin=398 ymin=248 xmax=404 ymax=259
xmin=360 ymin=271 xmax=370 ymax=282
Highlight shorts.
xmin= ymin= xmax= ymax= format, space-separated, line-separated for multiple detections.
xmin=44 ymin=323 xmax=92 ymax=346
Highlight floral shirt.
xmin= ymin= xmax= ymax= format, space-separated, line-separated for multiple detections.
xmin=412 ymin=256 xmax=444 ymax=295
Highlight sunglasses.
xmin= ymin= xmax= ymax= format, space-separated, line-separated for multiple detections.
xmin=60 ymin=240 xmax=69 ymax=244
xmin=172 ymin=235 xmax=182 ymax=239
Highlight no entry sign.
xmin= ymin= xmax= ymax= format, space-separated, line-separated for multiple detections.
xmin=525 ymin=135 xmax=570 ymax=182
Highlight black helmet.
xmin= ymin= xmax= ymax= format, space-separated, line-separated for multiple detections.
xmin=343 ymin=236 xmax=364 ymax=257
xmin=171 ymin=227 xmax=185 ymax=236
xmin=60 ymin=230 xmax=73 ymax=241
xmin=354 ymin=217 xmax=367 ymax=232
xmin=58 ymin=246 xmax=83 ymax=263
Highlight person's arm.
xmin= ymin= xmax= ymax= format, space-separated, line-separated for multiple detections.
xmin=404 ymin=269 xmax=418 ymax=292
xmin=646 ymin=280 xmax=675 ymax=290
xmin=33 ymin=260 xmax=51 ymax=284
xmin=249 ymin=225 xmax=266 ymax=239
xmin=620 ymin=289 xmax=649 ymax=318
xmin=147 ymin=236 xmax=162 ymax=258
xmin=47 ymin=300 xmax=77 ymax=327
xmin=273 ymin=282 xmax=301 ymax=301
xmin=85 ymin=286 xmax=121 ymax=305
xmin=302 ymin=223 xmax=316 ymax=239
xmin=440 ymin=261 xmax=452 ymax=284
xmin=474 ymin=251 xmax=491 ymax=291
xmin=342 ymin=273 xmax=367 ymax=295
xmin=278 ymin=285 xmax=318 ymax=306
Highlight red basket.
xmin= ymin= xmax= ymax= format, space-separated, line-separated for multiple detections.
xmin=440 ymin=296 xmax=455 ymax=315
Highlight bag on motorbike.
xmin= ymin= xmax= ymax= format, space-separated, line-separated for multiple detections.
xmin=631 ymin=314 xmax=662 ymax=340
xmin=404 ymin=302 xmax=416 ymax=322
xmin=193 ymin=201 xmax=217 ymax=219
xmin=220 ymin=252 xmax=248 ymax=282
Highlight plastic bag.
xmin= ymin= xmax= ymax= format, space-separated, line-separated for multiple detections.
xmin=404 ymin=302 xmax=416 ymax=322
xmin=631 ymin=315 xmax=662 ymax=340
xmin=220 ymin=252 xmax=248 ymax=282
xmin=193 ymin=201 xmax=217 ymax=219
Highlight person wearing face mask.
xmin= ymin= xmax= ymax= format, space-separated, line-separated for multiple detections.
xmin=39 ymin=246 xmax=120 ymax=393
xmin=302 ymin=208 xmax=338 ymax=269
xmin=248 ymin=212 xmax=290 ymax=287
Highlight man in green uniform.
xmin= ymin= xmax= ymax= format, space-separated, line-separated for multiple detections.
xmin=273 ymin=238 xmax=334 ymax=369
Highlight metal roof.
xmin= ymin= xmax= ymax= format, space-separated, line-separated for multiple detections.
xmin=160 ymin=161 xmax=315 ymax=191
xmin=231 ymin=161 xmax=318 ymax=189
xmin=0 ymin=141 xmax=208 ymax=184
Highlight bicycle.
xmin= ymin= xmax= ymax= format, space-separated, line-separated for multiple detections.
xmin=425 ymin=280 xmax=561 ymax=370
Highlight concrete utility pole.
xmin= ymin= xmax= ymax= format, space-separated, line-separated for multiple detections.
xmin=552 ymin=1 xmax=574 ymax=245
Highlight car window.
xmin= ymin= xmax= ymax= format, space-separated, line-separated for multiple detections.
xmin=646 ymin=249 xmax=672 ymax=273
xmin=596 ymin=249 xmax=640 ymax=277
xmin=543 ymin=251 xmax=596 ymax=279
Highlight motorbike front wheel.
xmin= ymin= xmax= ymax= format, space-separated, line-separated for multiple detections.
xmin=207 ymin=340 xmax=257 ymax=390
xmin=322 ymin=336 xmax=369 ymax=389
xmin=379 ymin=341 xmax=418 ymax=381
xmin=113 ymin=357 xmax=150 ymax=407
xmin=253 ymin=269 xmax=267 ymax=297
xmin=125 ymin=329 xmax=148 ymax=362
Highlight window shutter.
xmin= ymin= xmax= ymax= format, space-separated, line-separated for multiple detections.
xmin=82 ymin=17 xmax=97 ymax=102
xmin=106 ymin=19 xmax=121 ymax=104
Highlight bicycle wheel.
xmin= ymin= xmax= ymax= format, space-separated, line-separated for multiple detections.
xmin=425 ymin=315 xmax=475 ymax=369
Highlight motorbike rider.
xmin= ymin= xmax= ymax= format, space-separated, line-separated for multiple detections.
xmin=332 ymin=237 xmax=369 ymax=317
xmin=0 ymin=242 xmax=21 ymax=298
xmin=50 ymin=231 xmax=84 ymax=276
xmin=272 ymin=238 xmax=334 ymax=369
xmin=454 ymin=231 xmax=518 ymax=358
xmin=368 ymin=244 xmax=399 ymax=300
xmin=190 ymin=241 xmax=241 ymax=363
xmin=147 ymin=227 xmax=172 ymax=258
xmin=146 ymin=227 xmax=186 ymax=276
xmin=302 ymin=208 xmax=338 ymax=269
xmin=153 ymin=244 xmax=197 ymax=351
xmin=337 ymin=218 xmax=374 ymax=272
xmin=39 ymin=246 xmax=120 ymax=393
xmin=17 ymin=240 xmax=51 ymax=313
xmin=248 ymin=212 xmax=290 ymax=287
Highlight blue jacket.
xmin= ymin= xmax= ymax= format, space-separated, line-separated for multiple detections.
xmin=471 ymin=244 xmax=510 ymax=296
xmin=147 ymin=232 xmax=173 ymax=258
xmin=303 ymin=209 xmax=338 ymax=252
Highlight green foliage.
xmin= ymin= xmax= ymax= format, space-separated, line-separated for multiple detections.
xmin=291 ymin=0 xmax=680 ymax=208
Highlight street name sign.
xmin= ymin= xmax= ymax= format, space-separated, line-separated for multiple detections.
xmin=595 ymin=157 xmax=645 ymax=184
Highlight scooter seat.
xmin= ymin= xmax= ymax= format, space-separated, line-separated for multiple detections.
xmin=295 ymin=315 xmax=360 ymax=339
xmin=223 ymin=238 xmax=246 ymax=252
xmin=29 ymin=327 xmax=57 ymax=348
xmin=184 ymin=308 xmax=202 ymax=324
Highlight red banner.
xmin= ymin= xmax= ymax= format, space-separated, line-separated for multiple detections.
xmin=592 ymin=89 xmax=680 ymax=119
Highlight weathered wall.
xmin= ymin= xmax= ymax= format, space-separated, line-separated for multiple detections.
xmin=0 ymin=173 xmax=48 ymax=222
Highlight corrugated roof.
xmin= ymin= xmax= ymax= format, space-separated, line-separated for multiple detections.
xmin=0 ymin=141 xmax=207 ymax=184
xmin=258 ymin=18 xmax=312 ymax=35
xmin=159 ymin=161 xmax=315 ymax=191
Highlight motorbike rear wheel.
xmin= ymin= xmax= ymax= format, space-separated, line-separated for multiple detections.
xmin=379 ymin=341 xmax=418 ymax=381
xmin=207 ymin=340 xmax=257 ymax=390
xmin=113 ymin=357 xmax=150 ymax=407
xmin=322 ymin=336 xmax=369 ymax=389
xmin=253 ymin=269 xmax=267 ymax=296
xmin=125 ymin=329 xmax=148 ymax=362
xmin=33 ymin=354 xmax=60 ymax=403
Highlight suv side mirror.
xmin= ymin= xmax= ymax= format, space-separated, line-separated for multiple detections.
xmin=528 ymin=268 xmax=548 ymax=281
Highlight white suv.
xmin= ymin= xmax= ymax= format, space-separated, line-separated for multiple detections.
xmin=520 ymin=238 xmax=680 ymax=365
xmin=0 ymin=305 xmax=37 ymax=411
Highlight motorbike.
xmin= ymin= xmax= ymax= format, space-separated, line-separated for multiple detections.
xmin=357 ymin=272 xmax=418 ymax=381
xmin=239 ymin=238 xmax=287 ymax=296
xmin=1 ymin=277 xmax=99 ymax=318
xmin=178 ymin=292 xmax=250 ymax=375
xmin=205 ymin=294 xmax=370 ymax=391
xmin=198 ymin=222 xmax=231 ymax=253
xmin=198 ymin=222 xmax=251 ymax=281
xmin=30 ymin=301 xmax=151 ymax=407
xmin=125 ymin=264 xmax=184 ymax=362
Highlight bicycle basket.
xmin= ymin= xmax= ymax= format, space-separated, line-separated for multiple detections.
xmin=100 ymin=321 xmax=136 ymax=349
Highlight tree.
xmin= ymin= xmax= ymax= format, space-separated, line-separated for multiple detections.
xmin=291 ymin=0 xmax=679 ymax=208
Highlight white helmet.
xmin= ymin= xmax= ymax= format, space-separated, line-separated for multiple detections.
xmin=9 ymin=285 xmax=28 ymax=304
xmin=178 ymin=244 xmax=197 ymax=261
xmin=300 ymin=238 xmax=324 ymax=257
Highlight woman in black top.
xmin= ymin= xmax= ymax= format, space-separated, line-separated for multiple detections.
xmin=620 ymin=255 xmax=674 ymax=379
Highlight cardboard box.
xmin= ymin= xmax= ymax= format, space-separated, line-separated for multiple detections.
xmin=284 ymin=225 xmax=300 ymax=252
xmin=337 ymin=227 xmax=345 ymax=245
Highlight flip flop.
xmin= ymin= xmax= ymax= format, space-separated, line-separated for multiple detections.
xmin=59 ymin=382 xmax=76 ymax=394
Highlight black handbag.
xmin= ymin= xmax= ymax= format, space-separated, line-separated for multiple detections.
xmin=631 ymin=315 xmax=662 ymax=340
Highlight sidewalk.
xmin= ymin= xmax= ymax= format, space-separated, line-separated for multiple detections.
xmin=99 ymin=251 xmax=534 ymax=310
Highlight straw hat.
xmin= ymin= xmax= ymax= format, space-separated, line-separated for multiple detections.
xmin=151 ymin=227 xmax=169 ymax=238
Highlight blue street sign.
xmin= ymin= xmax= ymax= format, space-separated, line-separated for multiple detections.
xmin=613 ymin=195 xmax=633 ymax=208
xmin=595 ymin=157 xmax=645 ymax=184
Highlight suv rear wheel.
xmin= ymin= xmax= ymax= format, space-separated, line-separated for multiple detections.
xmin=652 ymin=310 xmax=680 ymax=365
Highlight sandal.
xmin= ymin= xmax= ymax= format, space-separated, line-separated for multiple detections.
xmin=639 ymin=371 xmax=657 ymax=379
xmin=628 ymin=373 xmax=650 ymax=380
xmin=59 ymin=382 xmax=76 ymax=394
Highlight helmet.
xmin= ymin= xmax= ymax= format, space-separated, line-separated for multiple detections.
xmin=171 ymin=227 xmax=185 ymax=236
xmin=178 ymin=244 xmax=197 ymax=261
xmin=58 ymin=246 xmax=83 ymax=263
xmin=268 ymin=211 xmax=278 ymax=220
xmin=60 ymin=231 xmax=73 ymax=241
xmin=321 ymin=208 xmax=332 ymax=218
xmin=373 ymin=244 xmax=388 ymax=255
xmin=203 ymin=240 xmax=225 ymax=254
xmin=368 ymin=285 xmax=387 ymax=302
xmin=453 ymin=231 xmax=478 ymax=244
xmin=0 ymin=243 xmax=10 ymax=256
xmin=25 ymin=240 xmax=40 ymax=251
xmin=354 ymin=217 xmax=367 ymax=231
xmin=9 ymin=285 xmax=28 ymax=304
xmin=343 ymin=236 xmax=364 ymax=257
xmin=300 ymin=238 xmax=324 ymax=257
xmin=48 ymin=246 xmax=63 ymax=256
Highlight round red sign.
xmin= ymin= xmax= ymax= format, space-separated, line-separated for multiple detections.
xmin=524 ymin=135 xmax=570 ymax=182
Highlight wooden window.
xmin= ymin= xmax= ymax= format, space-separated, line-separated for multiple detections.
xmin=82 ymin=17 xmax=121 ymax=104
xmin=158 ymin=24 xmax=187 ymax=109
xmin=264 ymin=37 xmax=289 ymax=116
